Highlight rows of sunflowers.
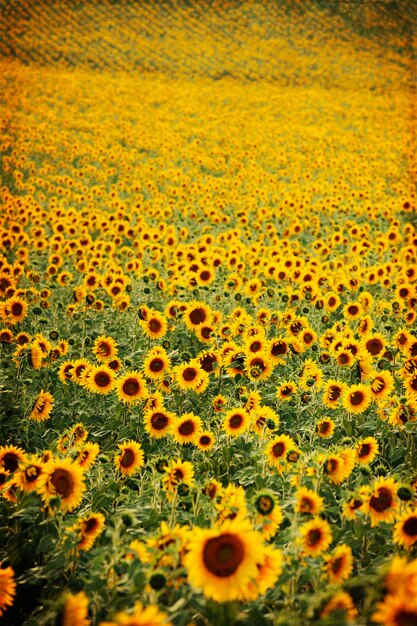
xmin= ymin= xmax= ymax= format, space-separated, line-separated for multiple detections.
xmin=1 ymin=1 xmax=416 ymax=625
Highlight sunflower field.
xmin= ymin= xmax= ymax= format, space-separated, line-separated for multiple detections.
xmin=0 ymin=1 xmax=416 ymax=625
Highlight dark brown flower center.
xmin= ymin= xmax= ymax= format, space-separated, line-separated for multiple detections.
xmin=2 ymin=453 xmax=19 ymax=473
xmin=271 ymin=341 xmax=287 ymax=356
xmin=229 ymin=414 xmax=243 ymax=429
xmin=25 ymin=465 xmax=41 ymax=482
xmin=149 ymin=319 xmax=162 ymax=333
xmin=11 ymin=302 xmax=23 ymax=316
xmin=200 ymin=354 xmax=216 ymax=372
xmin=306 ymin=528 xmax=322 ymax=547
xmin=84 ymin=517 xmax=99 ymax=533
xmin=178 ymin=420 xmax=195 ymax=436
xmin=331 ymin=557 xmax=343 ymax=574
xmin=370 ymin=487 xmax=392 ymax=513
xmin=328 ymin=386 xmax=342 ymax=401
xmin=203 ymin=534 xmax=244 ymax=577
xmin=151 ymin=412 xmax=169 ymax=430
xmin=395 ymin=610 xmax=417 ymax=626
xmin=366 ymin=338 xmax=383 ymax=355
xmin=350 ymin=391 xmax=364 ymax=406
xmin=403 ymin=516 xmax=417 ymax=537
xmin=182 ymin=367 xmax=197 ymax=382
xmin=272 ymin=442 xmax=285 ymax=458
xmin=95 ymin=372 xmax=111 ymax=387
xmin=98 ymin=342 xmax=111 ymax=356
xmin=200 ymin=435 xmax=211 ymax=446
xmin=149 ymin=358 xmax=164 ymax=373
xmin=51 ymin=469 xmax=74 ymax=498
xmin=189 ymin=308 xmax=206 ymax=325
xmin=120 ymin=449 xmax=135 ymax=468
xmin=358 ymin=443 xmax=370 ymax=457
xmin=122 ymin=378 xmax=140 ymax=396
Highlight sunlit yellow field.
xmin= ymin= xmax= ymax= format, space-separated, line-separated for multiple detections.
xmin=0 ymin=1 xmax=416 ymax=625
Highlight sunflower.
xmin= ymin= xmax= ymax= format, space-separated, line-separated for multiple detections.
xmin=299 ymin=517 xmax=332 ymax=557
xmin=316 ymin=417 xmax=335 ymax=438
xmin=85 ymin=364 xmax=115 ymax=395
xmin=343 ymin=301 xmax=362 ymax=320
xmin=15 ymin=331 xmax=31 ymax=346
xmin=212 ymin=394 xmax=228 ymax=413
xmin=0 ymin=328 xmax=13 ymax=343
xmin=75 ymin=512 xmax=106 ymax=552
xmin=71 ymin=359 xmax=91 ymax=385
xmin=239 ymin=544 xmax=283 ymax=601
xmin=320 ymin=591 xmax=357 ymax=623
xmin=369 ymin=369 xmax=395 ymax=402
xmin=222 ymin=408 xmax=250 ymax=437
xmin=295 ymin=486 xmax=324 ymax=515
xmin=254 ymin=494 xmax=283 ymax=541
xmin=16 ymin=457 xmax=44 ymax=493
xmin=174 ymin=360 xmax=209 ymax=393
xmin=75 ymin=443 xmax=100 ymax=470
xmin=324 ymin=293 xmax=341 ymax=313
xmin=140 ymin=310 xmax=168 ymax=340
xmin=58 ymin=361 xmax=75 ymax=384
xmin=362 ymin=332 xmax=387 ymax=358
xmin=276 ymin=380 xmax=297 ymax=401
xmin=363 ymin=476 xmax=399 ymax=527
xmin=356 ymin=436 xmax=379 ymax=464
xmin=251 ymin=405 xmax=280 ymax=436
xmin=268 ymin=338 xmax=288 ymax=365
xmin=393 ymin=509 xmax=417 ymax=549
xmin=184 ymin=301 xmax=211 ymax=330
xmin=5 ymin=295 xmax=28 ymax=325
xmin=143 ymin=347 xmax=171 ymax=380
xmin=29 ymin=341 xmax=44 ymax=370
xmin=163 ymin=459 xmax=195 ymax=497
xmin=116 ymin=371 xmax=147 ymax=404
xmin=342 ymin=493 xmax=366 ymax=520
xmin=371 ymin=593 xmax=417 ymax=626
xmin=29 ymin=389 xmax=54 ymax=422
xmin=198 ymin=350 xmax=220 ymax=376
xmin=324 ymin=449 xmax=356 ymax=484
xmin=0 ymin=564 xmax=16 ymax=617
xmin=144 ymin=408 xmax=175 ymax=439
xmin=183 ymin=517 xmax=266 ymax=603
xmin=0 ymin=444 xmax=27 ymax=473
xmin=265 ymin=434 xmax=298 ymax=470
xmin=196 ymin=431 xmax=215 ymax=451
xmin=99 ymin=601 xmax=171 ymax=626
xmin=39 ymin=457 xmax=86 ymax=512
xmin=107 ymin=357 xmax=122 ymax=372
xmin=244 ymin=352 xmax=273 ymax=381
xmin=322 ymin=379 xmax=347 ymax=409
xmin=172 ymin=412 xmax=202 ymax=444
xmin=324 ymin=544 xmax=353 ymax=584
xmin=342 ymin=384 xmax=372 ymax=414
xmin=60 ymin=591 xmax=90 ymax=626
xmin=336 ymin=349 xmax=355 ymax=367
xmin=114 ymin=441 xmax=144 ymax=476
xmin=93 ymin=335 xmax=118 ymax=362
